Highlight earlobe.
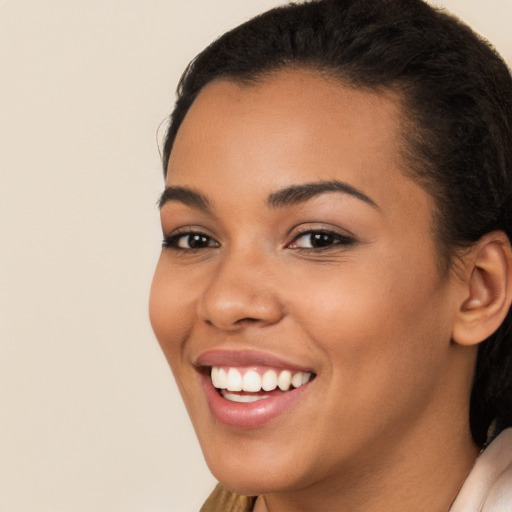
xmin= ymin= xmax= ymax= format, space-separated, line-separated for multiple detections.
xmin=452 ymin=231 xmax=512 ymax=347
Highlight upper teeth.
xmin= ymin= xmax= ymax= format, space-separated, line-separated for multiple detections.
xmin=211 ymin=367 xmax=312 ymax=392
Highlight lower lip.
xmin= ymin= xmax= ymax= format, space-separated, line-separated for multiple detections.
xmin=201 ymin=373 xmax=311 ymax=429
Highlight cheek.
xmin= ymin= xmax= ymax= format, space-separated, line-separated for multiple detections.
xmin=284 ymin=267 xmax=452 ymax=454
xmin=149 ymin=257 xmax=196 ymax=368
xmin=149 ymin=261 xmax=207 ymax=420
xmin=286 ymin=254 xmax=451 ymax=387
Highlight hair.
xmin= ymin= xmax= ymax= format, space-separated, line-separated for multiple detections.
xmin=161 ymin=0 xmax=512 ymax=445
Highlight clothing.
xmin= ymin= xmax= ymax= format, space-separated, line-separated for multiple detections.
xmin=450 ymin=428 xmax=512 ymax=512
xmin=200 ymin=484 xmax=255 ymax=512
xmin=200 ymin=429 xmax=512 ymax=512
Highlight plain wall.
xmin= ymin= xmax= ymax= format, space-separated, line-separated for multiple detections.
xmin=1 ymin=1 xmax=510 ymax=511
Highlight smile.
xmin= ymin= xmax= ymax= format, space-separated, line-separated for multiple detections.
xmin=211 ymin=367 xmax=313 ymax=402
xmin=196 ymin=351 xmax=316 ymax=428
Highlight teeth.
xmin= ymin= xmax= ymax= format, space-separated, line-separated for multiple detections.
xmin=227 ymin=368 xmax=243 ymax=391
xmin=211 ymin=367 xmax=227 ymax=389
xmin=261 ymin=369 xmax=277 ymax=391
xmin=221 ymin=391 xmax=269 ymax=403
xmin=291 ymin=372 xmax=304 ymax=388
xmin=278 ymin=370 xmax=292 ymax=391
xmin=211 ymin=367 xmax=312 ymax=393
xmin=211 ymin=367 xmax=220 ymax=388
xmin=243 ymin=370 xmax=261 ymax=392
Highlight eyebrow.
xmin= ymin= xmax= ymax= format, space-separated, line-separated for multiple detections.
xmin=268 ymin=180 xmax=379 ymax=209
xmin=158 ymin=180 xmax=378 ymax=211
xmin=158 ymin=186 xmax=212 ymax=212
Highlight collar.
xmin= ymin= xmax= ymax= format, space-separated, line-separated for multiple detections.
xmin=450 ymin=428 xmax=512 ymax=511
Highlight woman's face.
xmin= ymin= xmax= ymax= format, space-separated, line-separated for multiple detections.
xmin=150 ymin=70 xmax=466 ymax=495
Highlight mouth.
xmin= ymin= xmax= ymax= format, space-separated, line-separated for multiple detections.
xmin=195 ymin=350 xmax=317 ymax=428
xmin=211 ymin=366 xmax=313 ymax=403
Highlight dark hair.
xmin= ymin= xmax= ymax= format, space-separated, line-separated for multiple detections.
xmin=161 ymin=0 xmax=512 ymax=445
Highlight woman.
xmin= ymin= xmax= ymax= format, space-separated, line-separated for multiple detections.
xmin=149 ymin=0 xmax=512 ymax=510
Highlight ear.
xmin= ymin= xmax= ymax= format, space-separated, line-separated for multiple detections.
xmin=452 ymin=231 xmax=512 ymax=347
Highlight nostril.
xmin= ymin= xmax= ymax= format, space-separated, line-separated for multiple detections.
xmin=204 ymin=316 xmax=262 ymax=329
xmin=235 ymin=317 xmax=260 ymax=324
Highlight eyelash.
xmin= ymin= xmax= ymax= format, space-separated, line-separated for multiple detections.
xmin=287 ymin=228 xmax=356 ymax=251
xmin=162 ymin=228 xmax=355 ymax=252
xmin=162 ymin=231 xmax=219 ymax=251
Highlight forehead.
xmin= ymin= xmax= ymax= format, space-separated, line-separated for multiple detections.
xmin=166 ymin=69 xmax=426 ymax=217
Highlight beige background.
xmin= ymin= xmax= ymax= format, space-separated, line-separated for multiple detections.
xmin=1 ymin=1 xmax=510 ymax=511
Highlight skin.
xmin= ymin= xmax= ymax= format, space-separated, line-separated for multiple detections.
xmin=149 ymin=70 xmax=481 ymax=512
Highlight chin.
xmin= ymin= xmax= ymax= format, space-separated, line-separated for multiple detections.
xmin=197 ymin=425 xmax=323 ymax=497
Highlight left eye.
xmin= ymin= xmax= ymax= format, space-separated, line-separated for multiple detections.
xmin=288 ymin=230 xmax=355 ymax=249
xmin=162 ymin=232 xmax=219 ymax=250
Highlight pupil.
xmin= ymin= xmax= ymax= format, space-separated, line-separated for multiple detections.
xmin=311 ymin=232 xmax=334 ymax=248
xmin=189 ymin=234 xmax=208 ymax=248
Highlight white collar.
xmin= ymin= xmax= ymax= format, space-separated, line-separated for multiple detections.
xmin=450 ymin=428 xmax=512 ymax=511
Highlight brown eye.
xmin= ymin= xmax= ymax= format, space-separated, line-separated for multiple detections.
xmin=289 ymin=230 xmax=355 ymax=250
xmin=162 ymin=232 xmax=219 ymax=250
xmin=309 ymin=232 xmax=337 ymax=248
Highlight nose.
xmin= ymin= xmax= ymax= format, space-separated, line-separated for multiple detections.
xmin=198 ymin=250 xmax=285 ymax=332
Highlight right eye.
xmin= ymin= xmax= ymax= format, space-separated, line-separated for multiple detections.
xmin=162 ymin=231 xmax=220 ymax=250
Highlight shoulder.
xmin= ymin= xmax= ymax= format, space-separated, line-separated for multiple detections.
xmin=450 ymin=428 xmax=512 ymax=512
xmin=200 ymin=483 xmax=256 ymax=512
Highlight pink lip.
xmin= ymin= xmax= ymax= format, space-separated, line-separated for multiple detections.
xmin=195 ymin=350 xmax=315 ymax=429
xmin=200 ymin=373 xmax=311 ymax=429
xmin=195 ymin=349 xmax=313 ymax=372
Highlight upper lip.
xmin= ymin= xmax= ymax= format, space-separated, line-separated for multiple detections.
xmin=195 ymin=349 xmax=315 ymax=373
